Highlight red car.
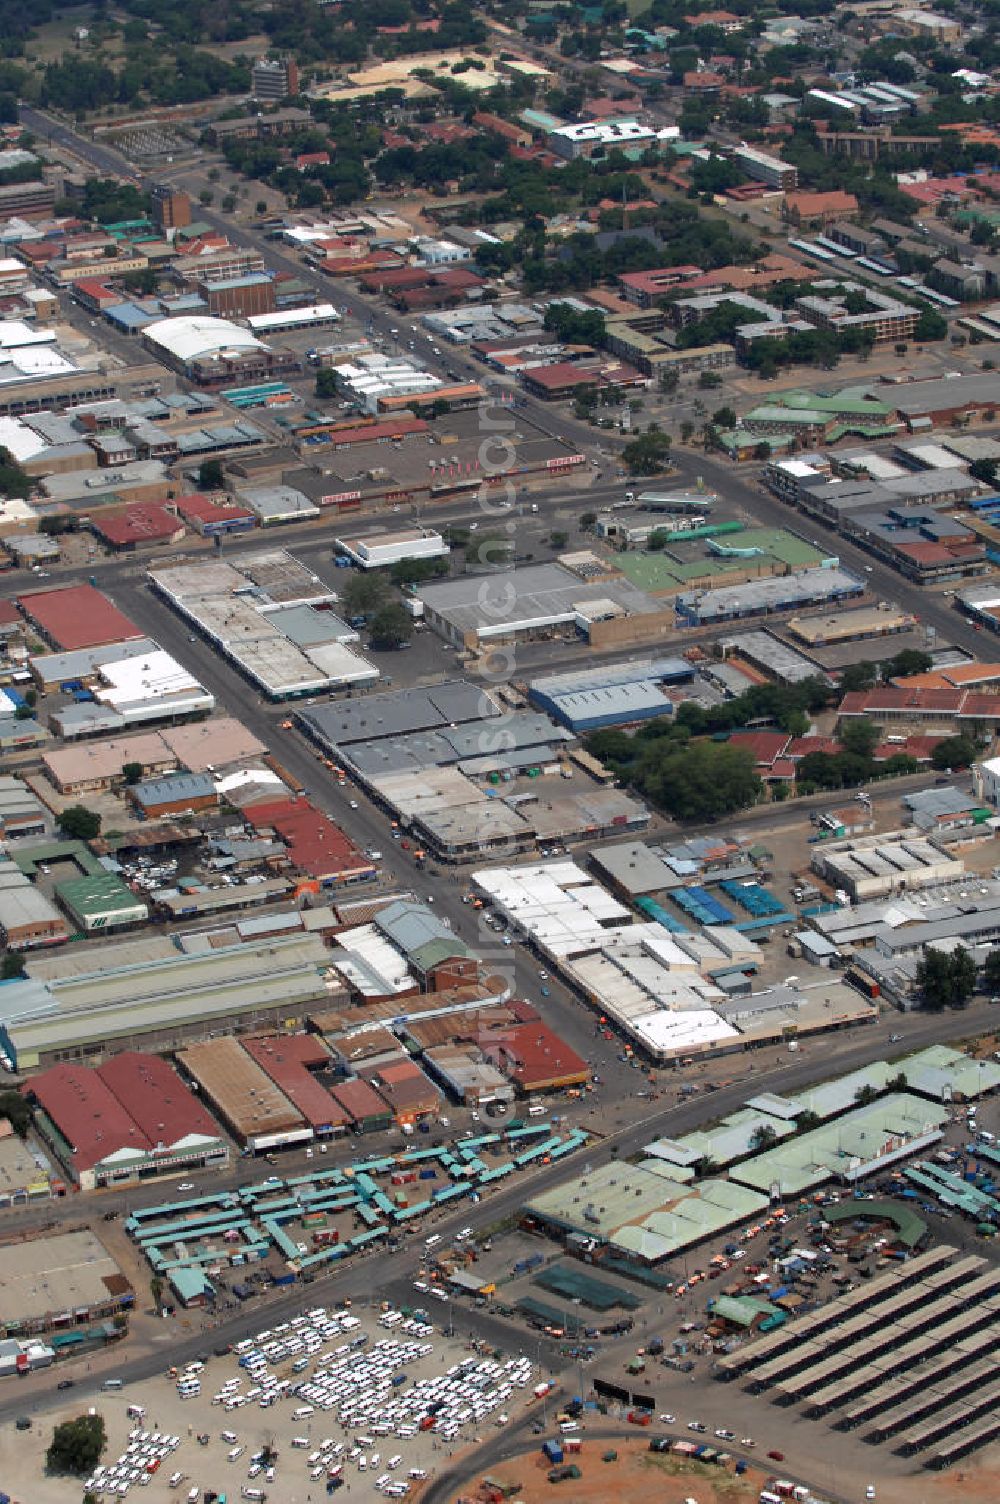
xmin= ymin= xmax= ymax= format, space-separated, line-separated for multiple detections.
xmin=767 ymin=1450 xmax=785 ymax=1462
xmin=627 ymin=1411 xmax=651 ymax=1427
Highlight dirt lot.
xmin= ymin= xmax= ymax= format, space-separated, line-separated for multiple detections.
xmin=444 ymin=1435 xmax=767 ymax=1504
xmin=443 ymin=1437 xmax=1000 ymax=1504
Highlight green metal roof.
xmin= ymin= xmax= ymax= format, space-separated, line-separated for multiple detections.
xmin=711 ymin=1294 xmax=781 ymax=1326
xmin=821 ymin=1197 xmax=927 ymax=1248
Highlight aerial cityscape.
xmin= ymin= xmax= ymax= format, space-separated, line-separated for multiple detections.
xmin=1 ymin=2 xmax=1000 ymax=1502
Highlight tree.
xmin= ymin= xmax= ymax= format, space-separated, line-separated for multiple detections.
xmin=796 ymin=1110 xmax=820 ymax=1132
xmin=698 ymin=371 xmax=722 ymax=389
xmin=149 ymin=1276 xmax=163 ymax=1311
xmin=315 ymin=367 xmax=339 ymax=399
xmin=915 ymin=308 xmax=948 ymax=342
xmin=749 ymin=1123 xmax=779 ymax=1152
xmin=680 ymin=420 xmax=695 ymax=442
xmin=341 ymin=572 xmax=389 ymax=619
xmin=915 ymin=945 xmax=976 ymax=1012
xmin=122 ymin=762 xmax=143 ymax=786
xmin=368 ymin=604 xmax=413 ymax=649
xmin=622 ymin=430 xmax=672 ymax=476
xmin=0 ymin=446 xmax=32 ymax=500
xmin=579 ymin=511 xmax=597 ymax=530
xmin=630 ymin=740 xmax=761 ymax=822
xmin=1 ymin=953 xmax=25 ymax=981
xmin=0 ymin=1090 xmax=31 ymax=1136
xmin=839 ymin=661 xmax=878 ymax=693
xmin=854 ymin=1083 xmax=880 ymax=1106
xmin=549 ymin=530 xmax=569 ymax=549
xmin=47 ymin=1414 xmax=106 ymax=1476
xmin=970 ymin=457 xmax=998 ymax=486
xmin=982 ymin=947 xmax=1000 ymax=995
xmin=839 ymin=718 xmax=880 ymax=760
xmin=60 ymin=806 xmax=101 ymax=841
xmin=930 ymin=735 xmax=977 ymax=771
xmin=712 ymin=405 xmax=737 ymax=430
xmin=197 ymin=459 xmax=224 ymax=491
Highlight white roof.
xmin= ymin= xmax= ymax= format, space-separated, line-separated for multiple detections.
xmin=628 ymin=1009 xmax=741 ymax=1053
xmin=0 ymin=415 xmax=45 ymax=463
xmin=93 ymin=650 xmax=202 ymax=709
xmin=247 ymin=303 xmax=339 ymax=332
xmin=144 ymin=316 xmax=266 ymax=362
xmin=0 ymin=320 xmax=54 ymax=350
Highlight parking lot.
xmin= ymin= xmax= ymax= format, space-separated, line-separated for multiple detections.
xmin=2 ymin=1302 xmax=541 ymax=1504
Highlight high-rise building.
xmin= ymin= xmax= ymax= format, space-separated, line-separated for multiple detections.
xmin=251 ymin=56 xmax=299 ymax=101
xmin=150 ymin=185 xmax=191 ymax=233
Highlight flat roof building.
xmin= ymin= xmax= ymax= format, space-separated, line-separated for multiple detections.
xmin=0 ymin=863 xmax=69 ymax=950
xmin=55 ymin=873 xmax=148 ymax=935
xmin=240 ymin=1035 xmax=342 ymax=1135
xmin=17 ymin=585 xmax=143 ymax=652
xmin=42 ymin=731 xmax=177 ymax=795
xmin=177 ymin=1037 xmax=310 ymax=1152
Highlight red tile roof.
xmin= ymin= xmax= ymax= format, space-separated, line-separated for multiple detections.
xmin=92 ymin=503 xmax=183 ymax=547
xmin=330 ymin=1076 xmax=391 ymax=1123
xmin=784 ymin=735 xmax=841 ymax=760
xmin=0 ymin=599 xmax=20 ymax=627
xmin=729 ymin=730 xmax=790 ymax=766
xmin=246 ymin=797 xmax=373 ymax=883
xmin=27 ymin=1063 xmax=149 ymax=1173
xmin=480 ymin=1022 xmax=588 ymax=1092
xmin=174 ymin=491 xmax=255 ymax=526
xmin=97 ymin=1052 xmax=221 ymax=1149
xmin=18 ymin=583 xmax=144 ymax=651
xmin=242 ymin=1035 xmax=342 ymax=1131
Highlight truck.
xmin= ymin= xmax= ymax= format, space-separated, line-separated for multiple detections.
xmin=543 ymin=1440 xmax=563 ymax=1465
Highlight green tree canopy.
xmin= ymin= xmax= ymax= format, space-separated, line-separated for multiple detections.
xmin=60 ymin=806 xmax=102 ymax=841
xmin=0 ymin=1089 xmax=31 ymax=1135
xmin=197 ymin=458 xmax=225 ymax=491
xmin=368 ymin=603 xmax=414 ymax=649
xmin=622 ymin=430 xmax=672 ymax=476
xmin=915 ymin=944 xmax=977 ymax=1012
xmin=47 ymin=1414 xmax=106 ymax=1476
xmin=340 ymin=571 xmax=390 ymax=619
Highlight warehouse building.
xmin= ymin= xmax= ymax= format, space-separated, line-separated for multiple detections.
xmin=55 ymin=873 xmax=148 ymax=935
xmin=17 ymin=584 xmax=144 ymax=652
xmin=0 ymin=863 xmax=69 ymax=950
xmin=129 ymin=772 xmax=219 ymax=820
xmin=525 ymin=1159 xmax=771 ymax=1264
xmin=240 ymin=1034 xmax=345 ymax=1137
xmin=26 ymin=1053 xmax=229 ymax=1191
xmin=811 ymin=831 xmax=962 ymax=901
xmin=528 ymin=657 xmax=695 ymax=731
xmin=149 ymin=552 xmax=378 ymax=700
xmin=330 ymin=1075 xmax=394 ymax=1134
xmin=177 ymin=1036 xmax=310 ymax=1153
xmin=42 ymin=732 xmax=178 ymax=795
xmin=0 ymin=777 xmax=50 ymax=843
xmin=414 ymin=561 xmax=673 ymax=652
xmin=676 ymin=566 xmax=864 ymax=625
xmin=0 ymin=933 xmax=335 ymax=1071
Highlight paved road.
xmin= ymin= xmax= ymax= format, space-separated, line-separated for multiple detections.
xmin=0 ymin=999 xmax=987 ymax=1426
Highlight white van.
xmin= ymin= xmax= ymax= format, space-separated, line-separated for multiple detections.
xmin=424 ymin=1234 xmax=441 ymax=1249
xmin=293 ymin=1405 xmax=314 ymax=1419
xmin=291 ymin=1437 xmax=310 ymax=1449
xmin=528 ymin=1104 xmax=546 ymax=1117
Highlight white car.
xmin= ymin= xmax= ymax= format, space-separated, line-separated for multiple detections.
xmin=177 ymin=1183 xmax=194 ymax=1192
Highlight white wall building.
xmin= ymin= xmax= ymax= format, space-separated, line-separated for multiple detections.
xmin=335 ymin=528 xmax=448 ymax=571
